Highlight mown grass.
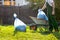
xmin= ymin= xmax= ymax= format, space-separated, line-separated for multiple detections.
xmin=0 ymin=25 xmax=60 ymax=40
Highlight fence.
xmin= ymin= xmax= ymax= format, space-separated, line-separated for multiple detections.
xmin=0 ymin=5 xmax=37 ymax=25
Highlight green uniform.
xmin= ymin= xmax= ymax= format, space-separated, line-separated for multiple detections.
xmin=46 ymin=2 xmax=59 ymax=32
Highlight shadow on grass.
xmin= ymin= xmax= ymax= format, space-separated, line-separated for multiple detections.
xmin=53 ymin=31 xmax=60 ymax=40
xmin=39 ymin=31 xmax=51 ymax=35
xmin=40 ymin=31 xmax=60 ymax=40
xmin=52 ymin=27 xmax=60 ymax=40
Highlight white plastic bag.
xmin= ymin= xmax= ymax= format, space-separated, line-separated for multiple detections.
xmin=13 ymin=13 xmax=26 ymax=31
xmin=37 ymin=9 xmax=48 ymax=21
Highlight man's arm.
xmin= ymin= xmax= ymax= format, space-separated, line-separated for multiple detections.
xmin=42 ymin=2 xmax=46 ymax=10
xmin=52 ymin=0 xmax=55 ymax=15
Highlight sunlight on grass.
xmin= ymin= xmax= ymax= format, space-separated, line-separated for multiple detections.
xmin=0 ymin=25 xmax=60 ymax=40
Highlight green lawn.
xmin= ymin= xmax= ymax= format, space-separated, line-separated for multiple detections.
xmin=0 ymin=25 xmax=60 ymax=40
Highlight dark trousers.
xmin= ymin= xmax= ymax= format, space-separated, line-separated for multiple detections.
xmin=46 ymin=2 xmax=59 ymax=31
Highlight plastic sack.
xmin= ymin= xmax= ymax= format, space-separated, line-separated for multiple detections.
xmin=13 ymin=13 xmax=26 ymax=32
xmin=37 ymin=9 xmax=48 ymax=21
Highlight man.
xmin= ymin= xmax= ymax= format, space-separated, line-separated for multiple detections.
xmin=41 ymin=0 xmax=59 ymax=32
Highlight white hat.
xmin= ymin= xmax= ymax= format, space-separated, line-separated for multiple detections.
xmin=13 ymin=13 xmax=17 ymax=18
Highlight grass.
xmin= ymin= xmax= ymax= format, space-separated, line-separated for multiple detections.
xmin=0 ymin=25 xmax=60 ymax=40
